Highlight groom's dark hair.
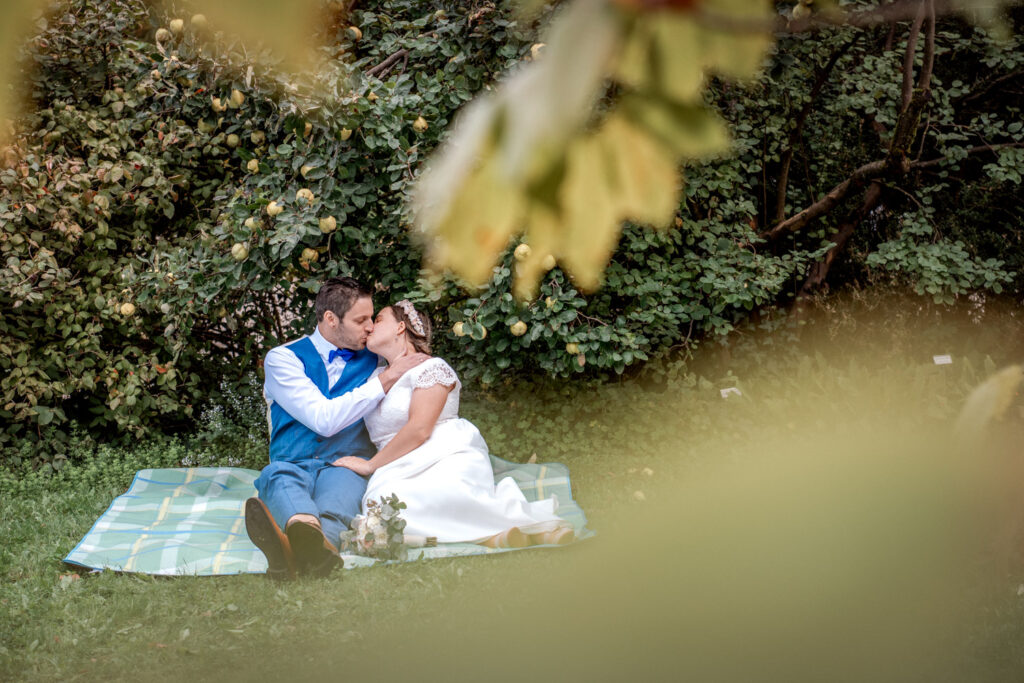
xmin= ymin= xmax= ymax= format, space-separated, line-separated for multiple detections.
xmin=315 ymin=277 xmax=372 ymax=322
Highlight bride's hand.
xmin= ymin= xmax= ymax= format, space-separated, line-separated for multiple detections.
xmin=332 ymin=456 xmax=374 ymax=477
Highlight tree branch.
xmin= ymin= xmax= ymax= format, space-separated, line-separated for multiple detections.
xmin=961 ymin=68 xmax=1024 ymax=105
xmin=764 ymin=140 xmax=1024 ymax=241
xmin=761 ymin=159 xmax=888 ymax=240
xmin=889 ymin=0 xmax=936 ymax=173
xmin=365 ymin=49 xmax=410 ymax=79
xmin=911 ymin=141 xmax=1024 ymax=169
xmin=901 ymin=1 xmax=927 ymax=111
xmin=918 ymin=0 xmax=936 ymax=94
xmin=694 ymin=0 xmax=959 ymax=35
xmin=796 ymin=181 xmax=885 ymax=300
xmin=775 ymin=36 xmax=859 ymax=223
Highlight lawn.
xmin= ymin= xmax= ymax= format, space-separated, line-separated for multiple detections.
xmin=3 ymin=294 xmax=1023 ymax=682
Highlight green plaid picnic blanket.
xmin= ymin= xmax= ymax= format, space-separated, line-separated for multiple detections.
xmin=64 ymin=456 xmax=592 ymax=575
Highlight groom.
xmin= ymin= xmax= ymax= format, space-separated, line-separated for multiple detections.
xmin=245 ymin=277 xmax=427 ymax=579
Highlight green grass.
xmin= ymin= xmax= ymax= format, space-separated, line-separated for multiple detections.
xmin=3 ymin=293 xmax=1024 ymax=682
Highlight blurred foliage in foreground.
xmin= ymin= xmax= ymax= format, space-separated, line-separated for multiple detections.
xmin=412 ymin=0 xmax=770 ymax=295
xmin=1 ymin=0 xmax=1022 ymax=459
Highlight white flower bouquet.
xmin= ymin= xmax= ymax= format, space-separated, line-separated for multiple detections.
xmin=339 ymin=494 xmax=435 ymax=561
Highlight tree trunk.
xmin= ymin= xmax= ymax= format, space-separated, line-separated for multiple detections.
xmin=795 ymin=181 xmax=885 ymax=304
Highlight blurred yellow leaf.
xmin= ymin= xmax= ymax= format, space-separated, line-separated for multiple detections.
xmin=955 ymin=365 xmax=1024 ymax=442
xmin=615 ymin=16 xmax=708 ymax=104
xmin=699 ymin=0 xmax=775 ymax=80
xmin=413 ymin=97 xmax=501 ymax=238
xmin=650 ymin=16 xmax=704 ymax=102
xmin=415 ymin=96 xmax=528 ymax=286
xmin=604 ymin=112 xmax=681 ymax=228
xmin=414 ymin=0 xmax=623 ymax=290
xmin=615 ymin=17 xmax=654 ymax=91
xmin=513 ymin=0 xmax=550 ymax=20
xmin=616 ymin=2 xmax=772 ymax=103
xmin=558 ymin=135 xmax=622 ymax=291
xmin=621 ymin=96 xmax=731 ymax=159
xmin=427 ymin=148 xmax=525 ymax=286
xmin=514 ymin=114 xmax=682 ymax=295
xmin=178 ymin=0 xmax=327 ymax=71
xmin=411 ymin=1 xmax=778 ymax=296
xmin=498 ymin=0 xmax=621 ymax=180
xmin=0 ymin=0 xmax=44 ymax=145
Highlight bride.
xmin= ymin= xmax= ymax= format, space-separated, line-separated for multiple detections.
xmin=333 ymin=300 xmax=574 ymax=548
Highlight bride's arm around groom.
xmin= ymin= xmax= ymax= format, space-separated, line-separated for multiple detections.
xmin=333 ymin=381 xmax=451 ymax=476
xmin=334 ymin=298 xmax=454 ymax=476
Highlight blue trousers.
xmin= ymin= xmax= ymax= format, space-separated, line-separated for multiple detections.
xmin=254 ymin=458 xmax=369 ymax=548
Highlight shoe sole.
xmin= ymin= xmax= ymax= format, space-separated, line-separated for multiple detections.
xmin=244 ymin=498 xmax=294 ymax=580
xmin=287 ymin=522 xmax=341 ymax=578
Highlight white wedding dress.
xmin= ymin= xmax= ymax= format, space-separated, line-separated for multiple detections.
xmin=362 ymin=357 xmax=568 ymax=543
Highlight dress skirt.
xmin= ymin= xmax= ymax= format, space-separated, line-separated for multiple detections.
xmin=362 ymin=418 xmax=564 ymax=543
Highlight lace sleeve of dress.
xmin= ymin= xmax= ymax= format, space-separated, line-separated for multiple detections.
xmin=413 ymin=358 xmax=459 ymax=390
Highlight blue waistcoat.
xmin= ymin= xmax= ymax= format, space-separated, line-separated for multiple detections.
xmin=268 ymin=337 xmax=378 ymax=463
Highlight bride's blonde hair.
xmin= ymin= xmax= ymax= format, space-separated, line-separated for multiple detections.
xmin=390 ymin=301 xmax=432 ymax=354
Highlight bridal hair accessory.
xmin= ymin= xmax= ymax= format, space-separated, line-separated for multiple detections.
xmin=395 ymin=299 xmax=425 ymax=336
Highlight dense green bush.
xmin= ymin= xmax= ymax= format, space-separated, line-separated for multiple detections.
xmin=2 ymin=1 xmax=223 ymax=458
xmin=0 ymin=0 xmax=541 ymax=457
xmin=2 ymin=0 xmax=1022 ymax=459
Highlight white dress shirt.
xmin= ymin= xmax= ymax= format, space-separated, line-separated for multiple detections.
xmin=264 ymin=327 xmax=385 ymax=438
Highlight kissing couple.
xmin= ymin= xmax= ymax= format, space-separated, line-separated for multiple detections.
xmin=245 ymin=276 xmax=574 ymax=579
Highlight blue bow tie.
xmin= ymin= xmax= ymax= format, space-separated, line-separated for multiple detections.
xmin=328 ymin=348 xmax=355 ymax=364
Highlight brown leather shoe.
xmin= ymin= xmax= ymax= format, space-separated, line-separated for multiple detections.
xmin=244 ymin=498 xmax=296 ymax=581
xmin=286 ymin=520 xmax=342 ymax=578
